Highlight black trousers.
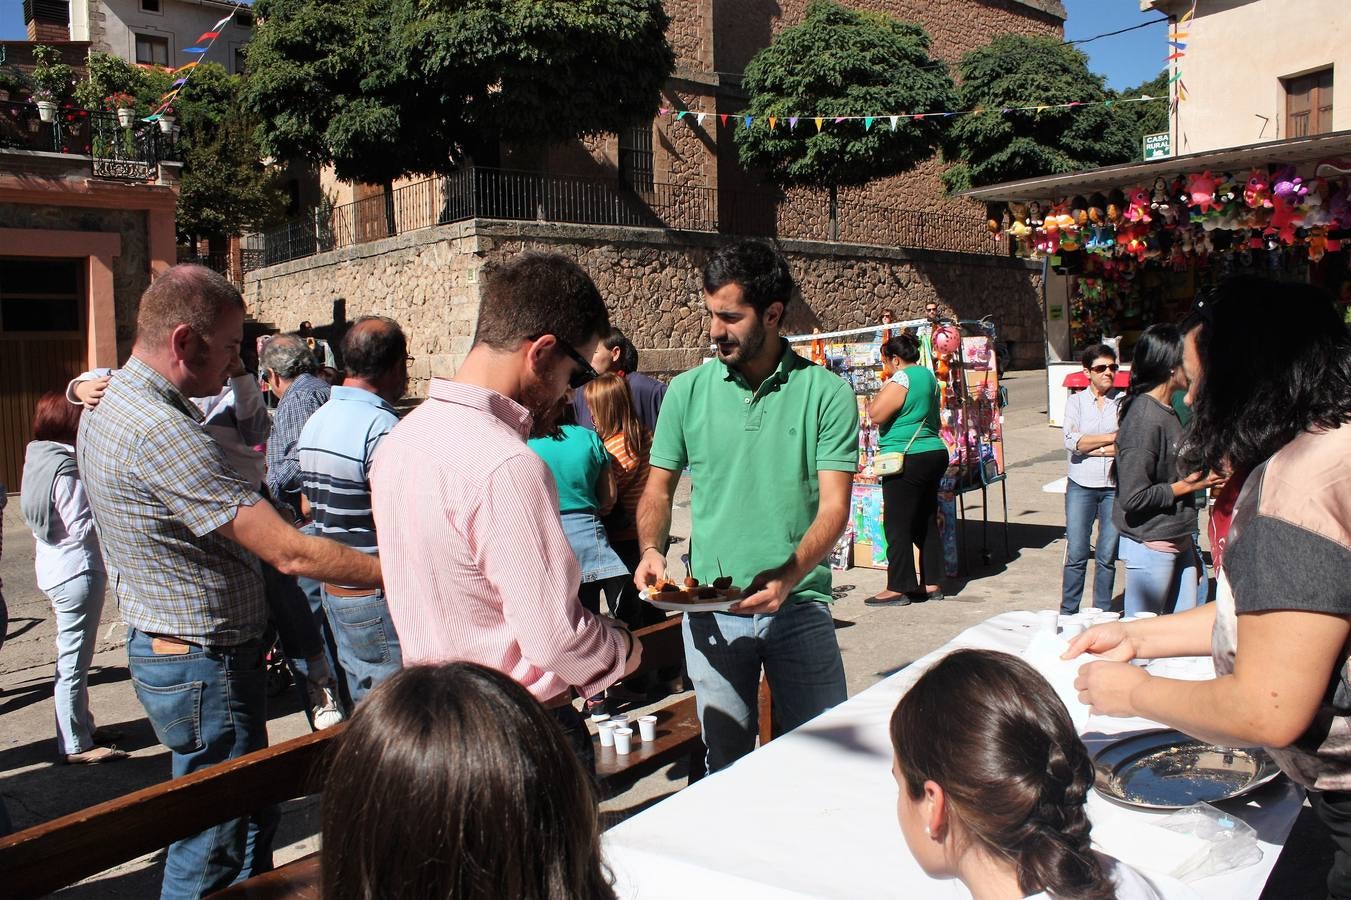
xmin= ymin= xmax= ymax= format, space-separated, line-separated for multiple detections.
xmin=1313 ymin=790 xmax=1351 ymax=899
xmin=880 ymin=449 xmax=949 ymax=594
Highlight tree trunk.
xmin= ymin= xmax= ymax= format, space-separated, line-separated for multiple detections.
xmin=828 ymin=183 xmax=839 ymax=242
xmin=383 ymin=180 xmax=397 ymax=238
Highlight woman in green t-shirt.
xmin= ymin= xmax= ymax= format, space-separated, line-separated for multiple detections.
xmin=865 ymin=332 xmax=950 ymax=606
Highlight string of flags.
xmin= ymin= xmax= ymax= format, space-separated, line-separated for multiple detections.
xmin=144 ymin=3 xmax=244 ymax=122
xmin=1168 ymin=0 xmax=1197 ymax=111
xmin=658 ymin=94 xmax=1165 ymax=133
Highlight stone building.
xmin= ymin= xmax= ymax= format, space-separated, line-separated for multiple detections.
xmin=245 ymin=1 xmax=1061 ymax=388
xmin=0 ymin=109 xmax=181 ymax=487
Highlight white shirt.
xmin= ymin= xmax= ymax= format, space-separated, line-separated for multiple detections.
xmin=32 ymin=445 xmax=105 ymax=592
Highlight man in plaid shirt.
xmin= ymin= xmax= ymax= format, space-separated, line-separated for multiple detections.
xmin=78 ymin=266 xmax=381 ymax=899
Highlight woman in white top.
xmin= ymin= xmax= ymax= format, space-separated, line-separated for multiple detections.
xmin=20 ymin=393 xmax=125 ymax=764
xmin=890 ymin=649 xmax=1160 ymax=900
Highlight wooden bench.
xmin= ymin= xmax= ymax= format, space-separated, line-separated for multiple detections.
xmin=0 ymin=727 xmax=339 ymax=900
xmin=0 ymin=615 xmax=768 ymax=899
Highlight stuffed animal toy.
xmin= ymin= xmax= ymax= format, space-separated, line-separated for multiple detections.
xmin=1308 ymin=226 xmax=1331 ymax=261
xmin=1272 ymin=165 xmax=1309 ymax=204
xmin=1027 ymin=201 xmax=1044 ymax=227
xmin=1244 ymin=169 xmax=1273 ymax=208
xmin=1125 ymin=187 xmax=1152 ymax=223
xmin=933 ymin=324 xmax=961 ymax=355
xmin=1329 ymin=181 xmax=1351 ymax=228
xmin=1267 ymin=196 xmax=1300 ymax=244
xmin=1151 ymin=177 xmax=1171 ymax=211
xmin=1007 ymin=203 xmax=1031 ymax=236
xmin=1302 ymin=178 xmax=1331 ymax=226
xmin=1186 ymin=171 xmax=1220 ymax=213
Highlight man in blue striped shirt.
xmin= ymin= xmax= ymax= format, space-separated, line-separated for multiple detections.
xmin=299 ymin=317 xmax=408 ymax=705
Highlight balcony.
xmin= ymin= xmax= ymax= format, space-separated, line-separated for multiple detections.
xmin=0 ymin=99 xmax=181 ymax=182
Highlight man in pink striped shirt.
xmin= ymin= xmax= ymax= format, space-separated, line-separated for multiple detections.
xmin=370 ymin=253 xmax=641 ymax=768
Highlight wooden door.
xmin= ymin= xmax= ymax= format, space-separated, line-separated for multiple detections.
xmin=0 ymin=258 xmax=88 ymax=490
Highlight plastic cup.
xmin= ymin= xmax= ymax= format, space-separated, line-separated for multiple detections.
xmin=590 ymin=712 xmax=610 ymax=724
xmin=638 ymin=715 xmax=657 ymax=742
xmin=614 ymin=727 xmax=634 ymax=755
xmin=609 ymin=714 xmax=629 ymax=731
xmin=597 ymin=721 xmax=617 ymax=748
xmin=1134 ymin=611 xmax=1158 ymax=619
xmin=1060 ymin=623 xmax=1085 ymax=641
xmin=1037 ymin=610 xmax=1059 ymax=635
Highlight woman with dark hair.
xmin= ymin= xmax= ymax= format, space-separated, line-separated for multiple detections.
xmin=865 ymin=332 xmax=948 ymax=606
xmin=1070 ymin=276 xmax=1351 ymax=898
xmin=1112 ymin=325 xmax=1221 ymax=616
xmin=322 ymin=663 xmax=615 ymax=900
xmin=20 ymin=393 xmax=124 ymax=764
xmin=529 ymin=400 xmax=626 ymax=716
xmin=891 ymin=649 xmax=1160 ymax=899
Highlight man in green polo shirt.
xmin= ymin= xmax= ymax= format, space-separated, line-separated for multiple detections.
xmin=635 ymin=240 xmax=858 ymax=772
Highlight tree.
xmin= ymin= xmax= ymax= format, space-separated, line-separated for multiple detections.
xmin=1114 ymin=70 xmax=1170 ymax=161
xmin=243 ymin=0 xmax=674 ymax=234
xmin=71 ymin=53 xmax=285 ymax=246
xmin=734 ymin=0 xmax=955 ymax=239
xmin=941 ymin=35 xmax=1135 ymax=193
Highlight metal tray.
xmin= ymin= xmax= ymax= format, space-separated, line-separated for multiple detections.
xmin=1092 ymin=729 xmax=1283 ymax=810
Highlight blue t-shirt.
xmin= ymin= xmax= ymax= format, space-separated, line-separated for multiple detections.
xmin=528 ymin=425 xmax=610 ymax=514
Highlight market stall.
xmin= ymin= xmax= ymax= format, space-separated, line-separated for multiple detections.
xmin=787 ymin=319 xmax=1009 ymax=575
xmin=964 ymin=129 xmax=1351 ymax=425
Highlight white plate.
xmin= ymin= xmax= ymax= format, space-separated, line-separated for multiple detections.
xmin=640 ymin=589 xmax=741 ymax=613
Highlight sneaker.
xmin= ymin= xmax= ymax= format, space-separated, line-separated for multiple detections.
xmin=308 ymin=681 xmax=345 ymax=730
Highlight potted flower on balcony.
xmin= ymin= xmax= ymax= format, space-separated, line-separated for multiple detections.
xmin=30 ymin=45 xmax=75 ymax=123
xmin=32 ymin=87 xmax=58 ymax=123
xmin=107 ymin=92 xmax=137 ymax=127
xmin=157 ymin=107 xmax=176 ymax=133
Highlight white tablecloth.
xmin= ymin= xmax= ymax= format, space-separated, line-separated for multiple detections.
xmin=604 ymin=610 xmax=1305 ymax=899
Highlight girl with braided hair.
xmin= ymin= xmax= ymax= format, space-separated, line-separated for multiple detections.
xmin=890 ymin=649 xmax=1161 ymax=899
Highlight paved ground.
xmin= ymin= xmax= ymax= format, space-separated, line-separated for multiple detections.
xmin=0 ymin=369 xmax=1329 ymax=896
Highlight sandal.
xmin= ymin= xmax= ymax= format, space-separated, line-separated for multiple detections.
xmin=66 ymin=746 xmax=130 ymax=765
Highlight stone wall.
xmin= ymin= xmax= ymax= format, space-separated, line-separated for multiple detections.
xmin=241 ymin=222 xmax=483 ymax=397
xmin=244 ymin=219 xmax=1043 ymax=395
xmin=0 ymin=201 xmax=151 ymax=356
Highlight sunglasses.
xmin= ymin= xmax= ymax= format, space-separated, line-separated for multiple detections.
xmin=1088 ymin=364 xmax=1120 ymax=374
xmin=553 ymin=337 xmax=600 ymax=389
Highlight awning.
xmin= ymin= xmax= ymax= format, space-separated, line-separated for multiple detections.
xmin=959 ymin=129 xmax=1351 ymax=202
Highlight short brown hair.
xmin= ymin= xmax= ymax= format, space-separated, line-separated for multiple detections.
xmin=32 ymin=391 xmax=82 ymax=444
xmin=136 ymin=264 xmax=245 ymax=346
xmin=474 ymin=253 xmax=609 ymax=351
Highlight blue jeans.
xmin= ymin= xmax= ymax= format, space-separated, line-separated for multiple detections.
xmin=683 ymin=600 xmax=846 ymax=773
xmin=47 ymin=571 xmax=107 ymax=754
xmin=319 ymin=587 xmax=402 ymax=706
xmin=126 ymin=628 xmax=277 ymax=898
xmin=1061 ymin=482 xmax=1119 ymax=615
xmin=1119 ymin=535 xmax=1207 ymax=617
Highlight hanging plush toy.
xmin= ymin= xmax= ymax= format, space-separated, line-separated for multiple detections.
xmin=1272 ymin=165 xmax=1309 ymax=204
xmin=1186 ymin=171 xmax=1220 ymax=214
xmin=1027 ymin=201 xmax=1044 ymax=228
xmin=1150 ymin=177 xmax=1171 ymax=212
xmin=1244 ymin=168 xmax=1273 ymax=208
xmin=1125 ymin=187 xmax=1152 ymax=223
xmin=1329 ymin=181 xmax=1351 ymax=228
xmin=1302 ymin=178 xmax=1331 ymax=225
xmin=1267 ymin=196 xmax=1301 ymax=244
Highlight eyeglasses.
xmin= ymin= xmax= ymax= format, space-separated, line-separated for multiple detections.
xmin=554 ymin=338 xmax=600 ymax=389
xmin=1088 ymin=364 xmax=1120 ymax=374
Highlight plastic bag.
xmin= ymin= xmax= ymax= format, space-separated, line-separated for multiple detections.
xmin=1158 ymin=801 xmax=1263 ymax=881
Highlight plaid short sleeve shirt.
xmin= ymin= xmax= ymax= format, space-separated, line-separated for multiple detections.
xmin=77 ymin=356 xmax=267 ymax=646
